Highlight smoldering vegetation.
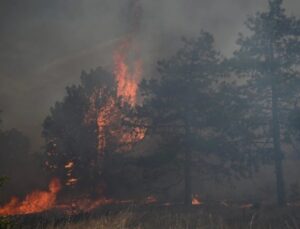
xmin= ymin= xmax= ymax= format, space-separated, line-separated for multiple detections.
xmin=1 ymin=0 xmax=300 ymax=228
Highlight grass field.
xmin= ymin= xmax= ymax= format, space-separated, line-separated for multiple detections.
xmin=4 ymin=204 xmax=300 ymax=229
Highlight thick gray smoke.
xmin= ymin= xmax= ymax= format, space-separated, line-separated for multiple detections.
xmin=0 ymin=0 xmax=300 ymax=150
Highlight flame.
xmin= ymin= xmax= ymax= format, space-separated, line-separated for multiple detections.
xmin=120 ymin=127 xmax=146 ymax=144
xmin=96 ymin=97 xmax=116 ymax=155
xmin=2 ymin=3 xmax=146 ymax=216
xmin=84 ymin=91 xmax=117 ymax=156
xmin=64 ymin=161 xmax=74 ymax=169
xmin=66 ymin=178 xmax=78 ymax=186
xmin=0 ymin=178 xmax=61 ymax=216
xmin=113 ymin=39 xmax=142 ymax=106
xmin=64 ymin=161 xmax=78 ymax=186
xmin=192 ymin=194 xmax=202 ymax=206
xmin=112 ymin=38 xmax=145 ymax=147
xmin=84 ymin=37 xmax=145 ymax=158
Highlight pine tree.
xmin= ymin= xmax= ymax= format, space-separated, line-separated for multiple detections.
xmin=232 ymin=0 xmax=300 ymax=206
xmin=137 ymin=32 xmax=256 ymax=205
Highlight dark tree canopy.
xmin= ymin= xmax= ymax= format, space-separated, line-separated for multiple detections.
xmin=38 ymin=0 xmax=300 ymax=207
xmin=136 ymin=32 xmax=257 ymax=205
xmin=0 ymin=114 xmax=45 ymax=201
xmin=42 ymin=67 xmax=145 ymax=198
xmin=232 ymin=0 xmax=300 ymax=206
xmin=43 ymin=68 xmax=115 ymax=192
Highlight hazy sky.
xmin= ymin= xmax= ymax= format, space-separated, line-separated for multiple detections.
xmin=0 ymin=0 xmax=300 ymax=151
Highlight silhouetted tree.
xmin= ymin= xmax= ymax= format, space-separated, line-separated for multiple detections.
xmin=0 ymin=115 xmax=44 ymax=199
xmin=43 ymin=67 xmax=116 ymax=193
xmin=0 ymin=129 xmax=31 ymax=174
xmin=232 ymin=0 xmax=300 ymax=206
xmin=0 ymin=113 xmax=8 ymax=190
xmin=136 ymin=32 xmax=256 ymax=205
xmin=42 ymin=67 xmax=144 ymax=198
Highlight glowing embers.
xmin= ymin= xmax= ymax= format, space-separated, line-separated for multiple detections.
xmin=64 ymin=161 xmax=78 ymax=186
xmin=85 ymin=90 xmax=145 ymax=156
xmin=120 ymin=127 xmax=146 ymax=145
xmin=0 ymin=179 xmax=61 ymax=216
xmin=84 ymin=90 xmax=117 ymax=156
xmin=64 ymin=161 xmax=74 ymax=169
xmin=192 ymin=194 xmax=202 ymax=206
xmin=97 ymin=97 xmax=116 ymax=155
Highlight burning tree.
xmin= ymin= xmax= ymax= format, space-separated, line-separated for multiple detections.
xmin=42 ymin=0 xmax=146 ymax=204
xmin=43 ymin=68 xmax=116 ymax=194
xmin=42 ymin=60 xmax=145 ymax=201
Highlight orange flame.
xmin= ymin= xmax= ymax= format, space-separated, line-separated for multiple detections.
xmin=192 ymin=194 xmax=202 ymax=206
xmin=84 ymin=37 xmax=145 ymax=157
xmin=84 ymin=91 xmax=117 ymax=156
xmin=66 ymin=178 xmax=78 ymax=186
xmin=96 ymin=97 xmax=116 ymax=155
xmin=0 ymin=178 xmax=61 ymax=216
xmin=114 ymin=39 xmax=142 ymax=106
xmin=64 ymin=161 xmax=74 ymax=169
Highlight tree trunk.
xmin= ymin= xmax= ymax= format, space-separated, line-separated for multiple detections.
xmin=271 ymin=85 xmax=286 ymax=206
xmin=184 ymin=109 xmax=192 ymax=206
xmin=184 ymin=149 xmax=192 ymax=206
xmin=269 ymin=41 xmax=286 ymax=206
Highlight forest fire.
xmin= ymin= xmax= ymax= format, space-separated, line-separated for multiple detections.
xmin=84 ymin=36 xmax=145 ymax=156
xmin=0 ymin=37 xmax=146 ymax=217
xmin=114 ymin=39 xmax=142 ymax=106
xmin=2 ymin=1 xmax=300 ymax=227
xmin=0 ymin=178 xmax=61 ymax=216
xmin=0 ymin=0 xmax=149 ymax=217
xmin=97 ymin=97 xmax=116 ymax=154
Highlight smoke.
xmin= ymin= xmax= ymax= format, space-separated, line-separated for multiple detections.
xmin=0 ymin=0 xmax=300 ymax=150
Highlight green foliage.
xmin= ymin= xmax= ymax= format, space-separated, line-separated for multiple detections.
xmin=130 ymin=32 xmax=259 ymax=204
xmin=231 ymin=0 xmax=300 ymax=205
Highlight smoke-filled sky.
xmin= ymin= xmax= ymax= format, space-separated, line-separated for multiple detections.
xmin=0 ymin=0 xmax=300 ymax=151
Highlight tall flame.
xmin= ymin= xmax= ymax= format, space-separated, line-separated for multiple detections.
xmin=84 ymin=37 xmax=144 ymax=157
xmin=114 ymin=39 xmax=142 ymax=106
xmin=0 ymin=178 xmax=61 ymax=216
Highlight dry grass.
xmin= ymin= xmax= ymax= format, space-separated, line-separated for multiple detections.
xmin=9 ymin=205 xmax=300 ymax=229
xmin=43 ymin=211 xmax=133 ymax=229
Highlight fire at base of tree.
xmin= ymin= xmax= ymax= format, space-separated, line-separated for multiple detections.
xmin=0 ymin=0 xmax=300 ymax=228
